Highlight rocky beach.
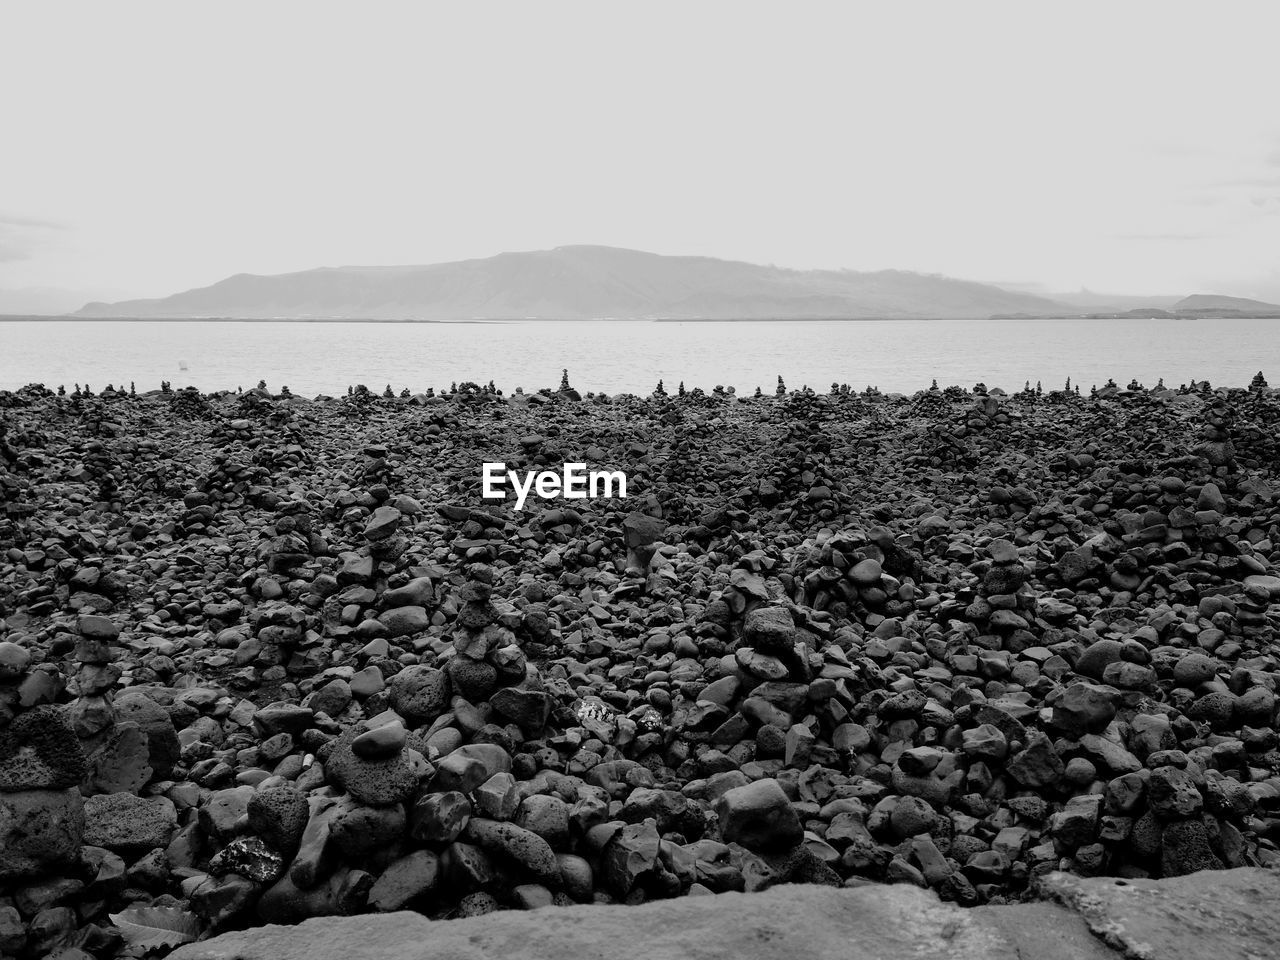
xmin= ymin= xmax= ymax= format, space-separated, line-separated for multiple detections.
xmin=2 ymin=372 xmax=1280 ymax=957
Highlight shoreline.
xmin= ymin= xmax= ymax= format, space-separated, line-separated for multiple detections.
xmin=1 ymin=380 xmax=1279 ymax=950
xmin=5 ymin=314 xmax=1280 ymax=324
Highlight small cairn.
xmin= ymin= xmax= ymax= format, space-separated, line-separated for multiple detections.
xmin=68 ymin=614 xmax=153 ymax=794
xmin=1195 ymin=396 xmax=1237 ymax=469
xmin=448 ymin=564 xmax=550 ymax=735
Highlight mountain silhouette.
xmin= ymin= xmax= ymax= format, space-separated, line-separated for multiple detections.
xmin=75 ymin=246 xmax=1078 ymax=320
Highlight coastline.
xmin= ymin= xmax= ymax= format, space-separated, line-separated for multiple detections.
xmin=1 ymin=377 xmax=1279 ymax=948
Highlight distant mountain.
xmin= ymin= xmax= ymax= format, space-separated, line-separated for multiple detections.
xmin=1171 ymin=294 xmax=1280 ymax=315
xmin=75 ymin=246 xmax=1078 ymax=320
xmin=1 ymin=285 xmax=133 ymax=315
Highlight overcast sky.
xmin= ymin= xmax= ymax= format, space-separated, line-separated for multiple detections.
xmin=2 ymin=1 xmax=1279 ymax=311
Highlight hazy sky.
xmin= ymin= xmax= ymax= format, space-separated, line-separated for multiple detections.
xmin=3 ymin=1 xmax=1279 ymax=311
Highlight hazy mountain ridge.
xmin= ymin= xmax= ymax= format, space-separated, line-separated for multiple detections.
xmin=1171 ymin=294 xmax=1280 ymax=314
xmin=74 ymin=246 xmax=1081 ymax=320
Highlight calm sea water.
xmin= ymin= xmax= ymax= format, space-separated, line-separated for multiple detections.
xmin=0 ymin=317 xmax=1272 ymax=397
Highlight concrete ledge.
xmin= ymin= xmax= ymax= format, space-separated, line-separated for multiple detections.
xmin=172 ymin=868 xmax=1280 ymax=960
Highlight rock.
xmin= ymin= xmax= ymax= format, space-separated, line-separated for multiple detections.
xmin=378 ymin=606 xmax=431 ymax=638
xmin=248 ymin=786 xmax=311 ymax=853
xmin=368 ymin=850 xmax=440 ymax=910
xmin=1050 ymin=683 xmax=1116 ymax=737
xmin=167 ymin=879 xmax=1130 ymax=960
xmin=428 ymin=744 xmax=512 ymax=795
xmin=1160 ymin=819 xmax=1225 ymax=877
xmin=210 ymin=836 xmax=287 ymax=883
xmin=410 ymin=791 xmax=472 ymax=844
xmin=714 ymin=779 xmax=802 ymax=852
xmin=364 ymin=506 xmax=403 ymax=542
xmin=76 ymin=614 xmax=120 ymax=642
xmin=83 ymin=793 xmax=177 ymax=852
xmin=352 ymin=722 xmax=408 ymax=760
xmin=0 ymin=705 xmax=86 ymax=790
xmin=490 ymin=684 xmax=551 ymax=731
xmin=254 ymin=703 xmax=314 ymax=738
xmin=388 ymin=666 xmax=450 ymax=724
xmin=464 ymin=818 xmax=560 ymax=884
xmin=603 ymin=819 xmax=661 ymax=896
xmin=515 ymin=794 xmax=570 ymax=845
xmin=326 ymin=730 xmax=421 ymax=806
xmin=0 ymin=641 xmax=31 ymax=680
xmin=1044 ymin=868 xmax=1280 ymax=959
xmin=1007 ymin=732 xmax=1065 ymax=788
xmin=200 ymin=786 xmax=256 ymax=841
xmin=742 ymin=607 xmax=796 ymax=653
xmin=114 ymin=690 xmax=181 ymax=779
xmin=310 ymin=679 xmax=354 ymax=717
xmin=0 ymin=788 xmax=85 ymax=879
xmin=1148 ymin=767 xmax=1204 ymax=820
xmin=1173 ymin=653 xmax=1219 ymax=687
xmin=888 ymin=796 xmax=937 ymax=839
xmin=329 ymin=798 xmax=407 ymax=858
xmin=190 ymin=872 xmax=260 ymax=928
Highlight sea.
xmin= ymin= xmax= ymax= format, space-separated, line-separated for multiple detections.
xmin=0 ymin=316 xmax=1273 ymax=398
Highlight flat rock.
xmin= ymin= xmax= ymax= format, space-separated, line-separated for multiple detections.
xmin=0 ymin=788 xmax=85 ymax=879
xmin=170 ymin=882 xmax=1110 ymax=960
xmin=1042 ymin=868 xmax=1280 ymax=960
xmin=83 ymin=792 xmax=178 ymax=852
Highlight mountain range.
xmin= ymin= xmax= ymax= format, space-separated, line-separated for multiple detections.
xmin=72 ymin=246 xmax=1280 ymax=321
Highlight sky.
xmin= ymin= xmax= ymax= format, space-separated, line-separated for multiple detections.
xmin=2 ymin=1 xmax=1280 ymax=312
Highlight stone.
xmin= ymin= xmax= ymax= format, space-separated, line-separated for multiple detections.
xmin=169 ymin=880 xmax=1125 ymax=960
xmin=210 ymin=836 xmax=287 ymax=883
xmin=714 ymin=778 xmax=802 ymax=852
xmin=515 ymin=794 xmax=571 ymax=845
xmin=77 ymin=614 xmax=120 ymax=641
xmin=428 ymin=744 xmax=512 ymax=795
xmin=603 ymin=819 xmax=660 ymax=896
xmin=490 ymin=684 xmax=552 ymax=731
xmin=114 ymin=690 xmax=181 ymax=780
xmin=1007 ymin=732 xmax=1064 ymax=788
xmin=248 ymin=786 xmax=310 ymax=853
xmin=200 ymin=785 xmax=256 ymax=841
xmin=0 ymin=641 xmax=31 ymax=680
xmin=0 ymin=788 xmax=85 ymax=879
xmin=352 ymin=722 xmax=408 ymax=760
xmin=0 ymin=705 xmax=87 ymax=790
xmin=83 ymin=793 xmax=177 ymax=851
xmin=329 ymin=798 xmax=407 ymax=858
xmin=364 ymin=506 xmax=403 ymax=541
xmin=1050 ymin=683 xmax=1116 ymax=737
xmin=254 ymin=703 xmax=314 ymax=738
xmin=742 ymin=607 xmax=797 ymax=653
xmin=378 ymin=606 xmax=431 ymax=638
xmin=410 ymin=791 xmax=472 ymax=844
xmin=1148 ymin=767 xmax=1203 ymax=820
xmin=1043 ymin=867 xmax=1280 ymax=960
xmin=388 ymin=666 xmax=450 ymax=724
xmin=326 ymin=731 xmax=421 ymax=806
xmin=368 ymin=850 xmax=440 ymax=910
xmin=888 ymin=796 xmax=937 ymax=839
xmin=464 ymin=818 xmax=560 ymax=884
xmin=190 ymin=872 xmax=259 ymax=928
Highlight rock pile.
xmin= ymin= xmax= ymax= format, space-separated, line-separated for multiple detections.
xmin=1 ymin=376 xmax=1280 ymax=956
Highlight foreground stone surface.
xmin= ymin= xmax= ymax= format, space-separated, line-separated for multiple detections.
xmin=169 ymin=882 xmax=1079 ymax=960
xmin=1042 ymin=867 xmax=1280 ymax=960
xmin=173 ymin=869 xmax=1280 ymax=960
